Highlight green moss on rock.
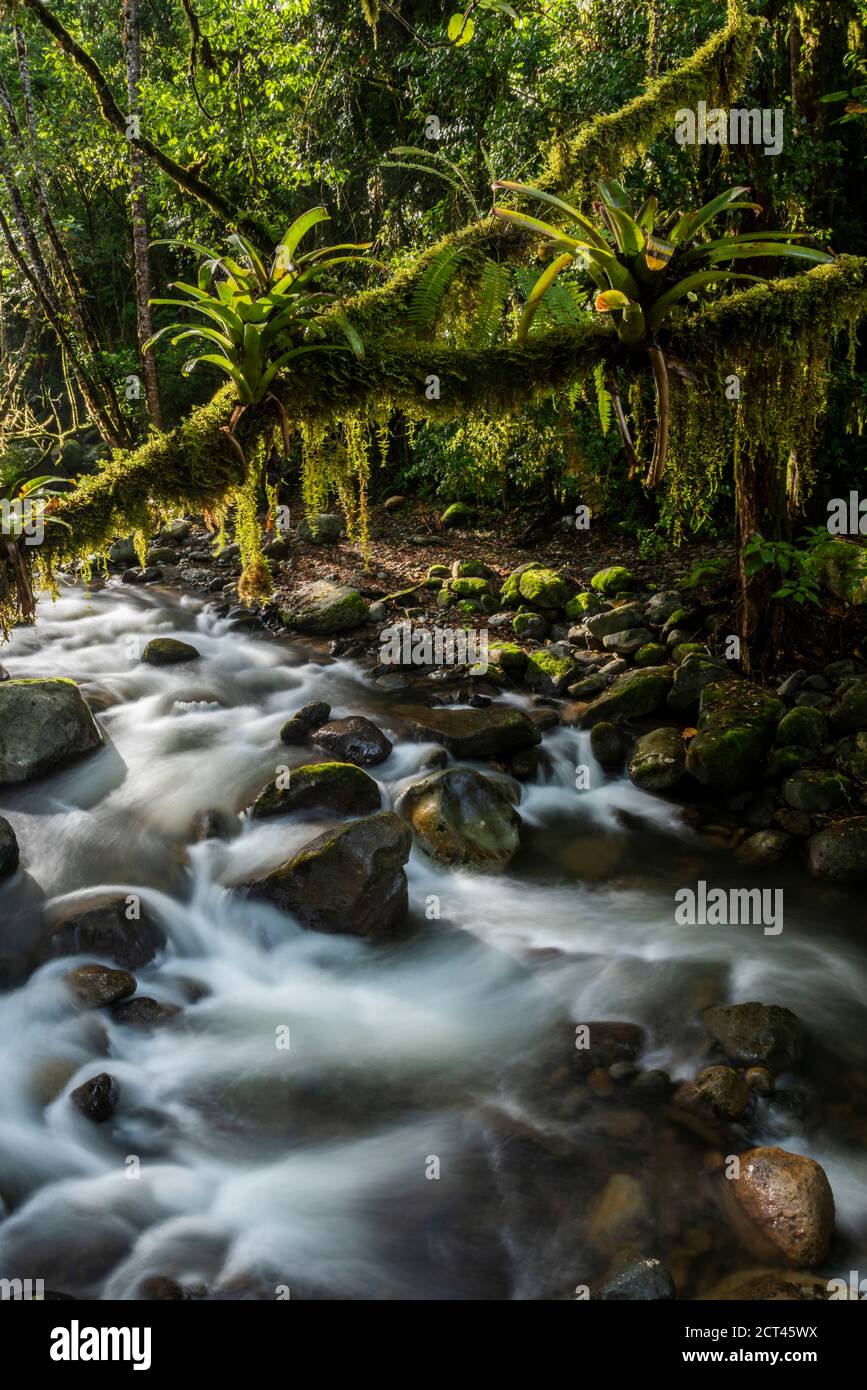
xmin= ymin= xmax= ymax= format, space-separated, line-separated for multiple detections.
xmin=686 ymin=681 xmax=784 ymax=792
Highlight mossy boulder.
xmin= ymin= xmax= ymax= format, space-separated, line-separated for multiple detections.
xmin=686 ymin=681 xmax=784 ymax=792
xmin=280 ymin=581 xmax=368 ymax=633
xmin=564 ymin=591 xmax=604 ymax=621
xmin=628 ymin=727 xmax=686 ymax=792
xmin=488 ymin=643 xmax=527 ymax=673
xmin=836 ymin=732 xmax=867 ymax=784
xmin=830 ymin=677 xmax=867 ymax=734
xmin=512 ymin=611 xmax=549 ymax=639
xmin=499 ymin=561 xmax=544 ymax=607
xmin=296 ymin=512 xmax=342 ymax=543
xmin=671 ymin=641 xmax=708 ymax=666
xmin=427 ymin=563 xmax=451 ymax=580
xmin=580 ymin=666 xmax=673 ymax=728
xmin=407 ymin=704 xmax=541 ymax=757
xmin=517 ymin=567 xmax=568 ymax=609
xmin=449 ymin=576 xmax=492 ymax=599
xmin=440 ymin=502 xmax=474 ymax=528
xmin=456 ymin=599 xmax=483 ymax=616
xmin=451 ymin=560 xmax=494 ymax=580
xmin=250 ymin=762 xmax=381 ymax=820
xmin=243 ymin=812 xmax=412 ymax=937
xmin=524 ymin=649 xmax=581 ymax=695
xmin=667 ymin=653 xmax=731 ymax=714
xmin=775 ymin=706 xmax=828 ymax=750
xmin=782 ymin=769 xmax=850 ymax=814
xmin=396 ymin=767 xmax=520 ymax=871
xmin=0 ymin=678 xmax=104 ymax=784
xmin=142 ymin=638 xmax=200 ymax=666
xmin=591 ymin=566 xmax=634 ymax=596
xmin=634 ymin=642 xmax=667 ymax=668
xmin=806 ymin=817 xmax=867 ymax=882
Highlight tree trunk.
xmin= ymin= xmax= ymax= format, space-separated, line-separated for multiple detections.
xmin=122 ymin=0 xmax=162 ymax=427
xmin=734 ymin=438 xmax=789 ymax=678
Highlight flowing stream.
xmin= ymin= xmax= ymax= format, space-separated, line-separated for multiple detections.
xmin=1 ymin=582 xmax=866 ymax=1299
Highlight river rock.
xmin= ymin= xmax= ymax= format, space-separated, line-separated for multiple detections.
xmin=674 ymin=1065 xmax=751 ymax=1122
xmin=782 ymin=769 xmax=849 ymax=813
xmin=278 ymin=701 xmax=331 ymax=744
xmin=0 ymin=815 xmax=20 ymax=878
xmin=702 ymin=1002 xmax=803 ymax=1073
xmin=280 ymin=581 xmax=368 ymax=633
xmin=598 ymin=1259 xmax=675 ymax=1301
xmin=141 ymin=638 xmax=200 ymax=666
xmin=667 ymin=653 xmax=731 ymax=714
xmin=111 ymin=997 xmax=181 ymax=1029
xmin=579 ymin=666 xmax=673 ymax=728
xmin=70 ymin=1072 xmax=118 ymax=1124
xmin=628 ymin=727 xmax=685 ymax=791
xmin=0 ymin=678 xmax=104 ymax=784
xmin=396 ymin=767 xmax=520 ymax=871
xmin=524 ymin=649 xmax=581 ymax=695
xmin=38 ymin=895 xmax=166 ymax=970
xmin=585 ymin=603 xmax=645 ymax=641
xmin=602 ymin=627 xmax=654 ymax=656
xmin=686 ymin=681 xmax=784 ymax=792
xmin=586 ymin=1172 xmax=650 ymax=1252
xmin=734 ymin=830 xmax=793 ymax=866
xmin=64 ymin=963 xmax=137 ymax=1008
xmin=806 ymin=816 xmax=867 ymax=882
xmin=251 ymin=761 xmax=381 ymax=820
xmin=296 ymin=512 xmax=342 ymax=543
xmin=775 ymin=706 xmax=828 ymax=749
xmin=243 ymin=811 xmax=412 ymax=938
xmin=830 ymin=677 xmax=867 ymax=734
xmin=406 ymin=705 xmax=541 ymax=758
xmin=724 ymin=1146 xmax=835 ymax=1267
xmin=312 ymin=716 xmax=393 ymax=766
xmin=572 ymin=1020 xmax=645 ymax=1074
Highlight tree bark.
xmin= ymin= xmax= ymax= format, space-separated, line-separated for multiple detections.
xmin=122 ymin=0 xmax=162 ymax=427
xmin=734 ymin=438 xmax=789 ymax=678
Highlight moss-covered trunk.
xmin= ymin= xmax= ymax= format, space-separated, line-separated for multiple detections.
xmin=734 ymin=441 xmax=789 ymax=677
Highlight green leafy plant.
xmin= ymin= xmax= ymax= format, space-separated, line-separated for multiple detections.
xmin=743 ymin=528 xmax=847 ymax=606
xmin=145 ymin=208 xmax=380 ymax=460
xmin=678 ymin=554 xmax=730 ymax=591
xmin=0 ymin=458 xmax=70 ymax=625
xmin=491 ymin=177 xmax=834 ymax=487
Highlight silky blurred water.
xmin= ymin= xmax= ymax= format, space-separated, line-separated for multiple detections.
xmin=0 ymin=583 xmax=865 ymax=1299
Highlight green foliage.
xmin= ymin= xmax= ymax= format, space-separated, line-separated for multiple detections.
xmin=743 ymin=528 xmax=845 ymax=606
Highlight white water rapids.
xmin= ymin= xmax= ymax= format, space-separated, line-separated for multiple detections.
xmin=0 ymin=583 xmax=865 ymax=1299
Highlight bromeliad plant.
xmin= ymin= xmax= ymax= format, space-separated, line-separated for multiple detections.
xmin=145 ymin=207 xmax=379 ymax=464
xmin=492 ymin=178 xmax=835 ymax=486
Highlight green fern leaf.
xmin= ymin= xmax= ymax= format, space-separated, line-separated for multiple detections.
xmin=409 ymin=247 xmax=466 ymax=334
xmin=470 ymin=257 xmax=511 ymax=347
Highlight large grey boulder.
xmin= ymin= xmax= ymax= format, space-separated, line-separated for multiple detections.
xmin=0 ymin=678 xmax=104 ymax=784
xmin=279 ymin=581 xmax=368 ymax=633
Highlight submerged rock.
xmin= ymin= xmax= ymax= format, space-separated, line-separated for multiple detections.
xmin=0 ymin=815 xmax=20 ymax=879
xmin=312 ymin=715 xmax=393 ymax=766
xmin=724 ymin=1146 xmax=835 ymax=1267
xmin=250 ymin=761 xmax=381 ymax=820
xmin=243 ymin=811 xmax=412 ymax=938
xmin=628 ymin=726 xmax=685 ymax=791
xmin=64 ymin=963 xmax=137 ymax=1008
xmin=397 ymin=767 xmax=520 ymax=871
xmin=70 ymin=1072 xmax=119 ymax=1124
xmin=38 ymin=895 xmax=166 ymax=970
xmin=686 ymin=680 xmax=784 ymax=792
xmin=141 ymin=638 xmax=200 ymax=665
xmin=0 ymin=678 xmax=104 ymax=784
xmin=702 ymin=1002 xmax=803 ymax=1073
xmin=111 ymin=997 xmax=181 ymax=1029
xmin=407 ymin=704 xmax=541 ymax=758
xmin=280 ymin=580 xmax=368 ymax=633
xmin=598 ymin=1259 xmax=675 ymax=1301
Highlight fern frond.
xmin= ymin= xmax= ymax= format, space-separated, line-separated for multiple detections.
xmin=593 ymin=363 xmax=612 ymax=436
xmin=409 ymin=246 xmax=466 ymax=334
xmin=470 ymin=257 xmax=511 ymax=347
